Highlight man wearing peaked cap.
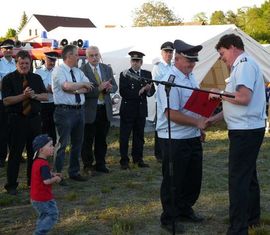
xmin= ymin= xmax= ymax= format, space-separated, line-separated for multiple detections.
xmin=160 ymin=41 xmax=174 ymax=51
xmin=156 ymin=39 xmax=206 ymax=233
xmin=119 ymin=50 xmax=155 ymax=170
xmin=152 ymin=41 xmax=174 ymax=163
xmin=174 ymin=39 xmax=202 ymax=62
xmin=0 ymin=39 xmax=16 ymax=168
xmin=128 ymin=51 xmax=145 ymax=60
xmin=44 ymin=51 xmax=59 ymax=61
xmin=35 ymin=51 xmax=59 ymax=145
xmin=0 ymin=39 xmax=15 ymax=48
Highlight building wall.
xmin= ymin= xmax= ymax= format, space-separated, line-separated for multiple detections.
xmin=18 ymin=17 xmax=46 ymax=41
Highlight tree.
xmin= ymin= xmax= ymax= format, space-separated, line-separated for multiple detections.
xmin=242 ymin=5 xmax=270 ymax=43
xmin=192 ymin=12 xmax=208 ymax=24
xmin=18 ymin=11 xmax=28 ymax=32
xmin=225 ymin=10 xmax=238 ymax=25
xmin=132 ymin=1 xmax=182 ymax=27
xmin=210 ymin=10 xmax=226 ymax=25
xmin=5 ymin=28 xmax=17 ymax=39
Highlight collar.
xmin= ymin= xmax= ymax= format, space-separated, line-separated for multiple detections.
xmin=160 ymin=58 xmax=172 ymax=67
xmin=89 ymin=63 xmax=100 ymax=71
xmin=231 ymin=52 xmax=247 ymax=72
xmin=2 ymin=57 xmax=15 ymax=65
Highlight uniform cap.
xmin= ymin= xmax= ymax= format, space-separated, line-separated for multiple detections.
xmin=32 ymin=134 xmax=52 ymax=156
xmin=0 ymin=39 xmax=15 ymax=48
xmin=128 ymin=51 xmax=145 ymax=60
xmin=44 ymin=51 xmax=59 ymax=60
xmin=160 ymin=41 xmax=174 ymax=51
xmin=174 ymin=39 xmax=202 ymax=62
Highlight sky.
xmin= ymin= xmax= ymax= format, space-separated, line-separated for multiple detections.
xmin=1 ymin=0 xmax=266 ymax=36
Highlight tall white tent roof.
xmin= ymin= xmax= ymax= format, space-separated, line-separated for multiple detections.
xmin=48 ymin=24 xmax=270 ymax=82
xmin=48 ymin=25 xmax=270 ymax=120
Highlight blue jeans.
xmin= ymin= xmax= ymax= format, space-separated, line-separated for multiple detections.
xmin=54 ymin=107 xmax=85 ymax=177
xmin=31 ymin=199 xmax=59 ymax=235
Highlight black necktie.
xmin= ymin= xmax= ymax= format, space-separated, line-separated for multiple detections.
xmin=70 ymin=69 xmax=81 ymax=104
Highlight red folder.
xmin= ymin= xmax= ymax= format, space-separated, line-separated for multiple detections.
xmin=183 ymin=90 xmax=221 ymax=117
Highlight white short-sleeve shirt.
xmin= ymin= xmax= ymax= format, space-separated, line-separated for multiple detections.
xmin=156 ymin=66 xmax=201 ymax=139
xmin=223 ymin=52 xmax=266 ymax=130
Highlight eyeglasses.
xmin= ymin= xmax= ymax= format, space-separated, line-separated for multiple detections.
xmin=88 ymin=54 xmax=99 ymax=58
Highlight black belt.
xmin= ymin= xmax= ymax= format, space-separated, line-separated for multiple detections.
xmin=56 ymin=104 xmax=82 ymax=110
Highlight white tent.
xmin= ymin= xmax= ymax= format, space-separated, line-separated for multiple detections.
xmin=48 ymin=25 xmax=270 ymax=120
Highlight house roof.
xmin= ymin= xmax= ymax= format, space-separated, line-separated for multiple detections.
xmin=33 ymin=14 xmax=96 ymax=32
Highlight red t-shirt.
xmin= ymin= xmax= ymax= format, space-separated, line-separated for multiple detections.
xmin=30 ymin=158 xmax=53 ymax=201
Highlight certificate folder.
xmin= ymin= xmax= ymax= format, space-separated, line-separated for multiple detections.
xmin=183 ymin=90 xmax=221 ymax=117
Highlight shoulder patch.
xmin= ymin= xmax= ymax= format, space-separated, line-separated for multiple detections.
xmin=240 ymin=57 xmax=247 ymax=63
xmin=154 ymin=61 xmax=160 ymax=65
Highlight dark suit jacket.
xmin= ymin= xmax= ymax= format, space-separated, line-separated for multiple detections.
xmin=80 ymin=63 xmax=118 ymax=123
xmin=119 ymin=68 xmax=155 ymax=118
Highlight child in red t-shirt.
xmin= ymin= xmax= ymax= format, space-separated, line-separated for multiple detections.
xmin=31 ymin=134 xmax=62 ymax=235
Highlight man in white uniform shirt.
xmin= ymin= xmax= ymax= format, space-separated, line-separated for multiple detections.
xmin=35 ymin=51 xmax=59 ymax=144
xmin=156 ymin=39 xmax=206 ymax=234
xmin=207 ymin=34 xmax=266 ymax=235
xmin=152 ymin=41 xmax=174 ymax=162
xmin=0 ymin=39 xmax=16 ymax=167
xmin=52 ymin=45 xmax=93 ymax=184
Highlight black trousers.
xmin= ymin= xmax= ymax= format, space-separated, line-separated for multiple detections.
xmin=5 ymin=113 xmax=41 ymax=190
xmin=159 ymin=137 xmax=203 ymax=225
xmin=81 ymin=105 xmax=110 ymax=168
xmin=0 ymin=101 xmax=8 ymax=164
xmin=41 ymin=102 xmax=56 ymax=144
xmin=119 ymin=115 xmax=146 ymax=165
xmin=227 ymin=128 xmax=265 ymax=235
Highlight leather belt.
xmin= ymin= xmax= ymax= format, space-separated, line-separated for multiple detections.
xmin=56 ymin=104 xmax=82 ymax=110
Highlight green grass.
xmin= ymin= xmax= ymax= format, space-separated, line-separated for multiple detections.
xmin=0 ymin=124 xmax=270 ymax=234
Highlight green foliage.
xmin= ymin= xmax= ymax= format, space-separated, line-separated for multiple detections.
xmin=5 ymin=28 xmax=17 ymax=39
xmin=132 ymin=1 xmax=182 ymax=26
xmin=208 ymin=1 xmax=270 ymax=43
xmin=192 ymin=12 xmax=208 ymax=24
xmin=18 ymin=11 xmax=28 ymax=33
xmin=210 ymin=10 xmax=227 ymax=25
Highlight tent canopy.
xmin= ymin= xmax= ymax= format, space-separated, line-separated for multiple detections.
xmin=48 ymin=25 xmax=270 ymax=120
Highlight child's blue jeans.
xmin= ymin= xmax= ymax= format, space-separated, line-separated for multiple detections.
xmin=31 ymin=199 xmax=59 ymax=235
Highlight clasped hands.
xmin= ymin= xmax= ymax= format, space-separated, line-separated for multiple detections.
xmin=99 ymin=79 xmax=112 ymax=93
xmin=139 ymin=83 xmax=152 ymax=96
xmin=23 ymin=86 xmax=37 ymax=99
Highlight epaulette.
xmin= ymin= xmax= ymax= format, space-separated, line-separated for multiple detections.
xmin=154 ymin=61 xmax=160 ymax=65
xmin=240 ymin=57 xmax=247 ymax=63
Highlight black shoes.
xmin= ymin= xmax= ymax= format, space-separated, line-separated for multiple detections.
xmin=69 ymin=174 xmax=88 ymax=182
xmin=120 ymin=163 xmax=130 ymax=170
xmin=95 ymin=165 xmax=109 ymax=173
xmin=120 ymin=161 xmax=149 ymax=169
xmin=177 ymin=212 xmax=204 ymax=222
xmin=4 ymin=185 xmax=18 ymax=196
xmin=137 ymin=161 xmax=150 ymax=168
xmin=161 ymin=222 xmax=185 ymax=234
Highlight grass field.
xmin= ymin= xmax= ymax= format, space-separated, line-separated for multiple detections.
xmin=0 ymin=124 xmax=270 ymax=235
